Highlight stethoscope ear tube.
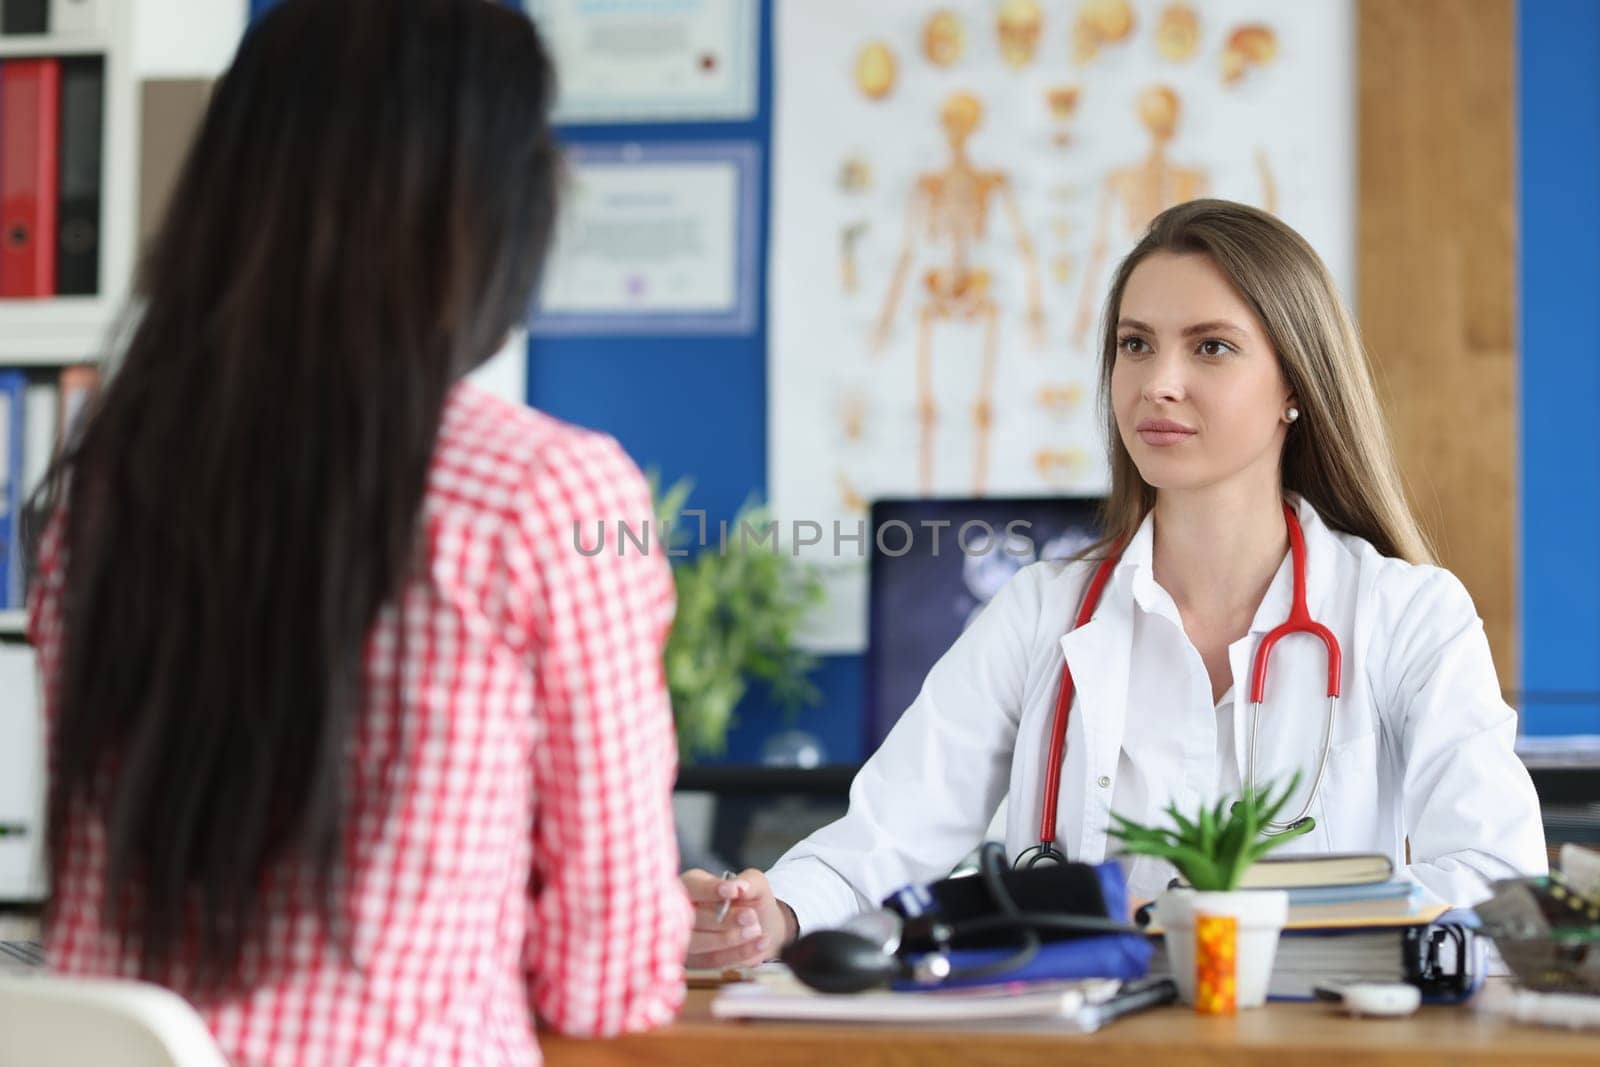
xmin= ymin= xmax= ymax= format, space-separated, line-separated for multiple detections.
xmin=1036 ymin=553 xmax=1120 ymax=854
xmin=1248 ymin=693 xmax=1336 ymax=835
xmin=1033 ymin=503 xmax=1342 ymax=855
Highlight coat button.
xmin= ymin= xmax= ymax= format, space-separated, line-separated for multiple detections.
xmin=1097 ymin=775 xmax=1111 ymax=788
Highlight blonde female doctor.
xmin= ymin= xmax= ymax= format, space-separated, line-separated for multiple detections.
xmin=684 ymin=199 xmax=1546 ymax=970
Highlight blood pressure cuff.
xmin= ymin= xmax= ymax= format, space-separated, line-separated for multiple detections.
xmin=883 ymin=859 xmax=1151 ymax=989
xmin=903 ymin=932 xmax=1153 ymax=990
xmin=882 ymin=858 xmax=1128 ymax=950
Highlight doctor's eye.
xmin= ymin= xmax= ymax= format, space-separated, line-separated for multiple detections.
xmin=1197 ymin=339 xmax=1237 ymax=358
xmin=1117 ymin=335 xmax=1152 ymax=356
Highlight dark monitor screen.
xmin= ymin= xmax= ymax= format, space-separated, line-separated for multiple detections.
xmin=864 ymin=496 xmax=1102 ymax=751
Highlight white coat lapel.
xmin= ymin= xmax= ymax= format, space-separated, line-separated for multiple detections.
xmin=1054 ymin=579 xmax=1133 ymax=862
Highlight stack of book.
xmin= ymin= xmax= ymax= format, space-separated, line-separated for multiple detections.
xmin=1154 ymin=853 xmax=1467 ymax=1001
xmin=1242 ymin=853 xmax=1428 ymax=926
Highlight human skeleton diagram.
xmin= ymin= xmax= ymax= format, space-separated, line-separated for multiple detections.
xmin=1071 ymin=84 xmax=1206 ymax=345
xmin=871 ymin=91 xmax=1044 ymax=497
xmin=1073 ymin=83 xmax=1278 ymax=345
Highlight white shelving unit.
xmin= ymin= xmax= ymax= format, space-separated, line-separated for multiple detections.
xmin=0 ymin=33 xmax=114 ymax=57
xmin=0 ymin=1 xmax=247 ymax=904
xmin=0 ymin=12 xmax=138 ymax=382
xmin=0 ymin=7 xmax=139 ymax=905
xmin=0 ymin=5 xmax=137 ymax=646
xmin=0 ymin=0 xmax=261 ymax=637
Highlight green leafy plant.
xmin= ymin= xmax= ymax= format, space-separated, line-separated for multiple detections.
xmin=1106 ymin=774 xmax=1314 ymax=891
xmin=653 ymin=476 xmax=825 ymax=762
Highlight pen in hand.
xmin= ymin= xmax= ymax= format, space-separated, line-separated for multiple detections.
xmin=714 ymin=870 xmax=737 ymax=924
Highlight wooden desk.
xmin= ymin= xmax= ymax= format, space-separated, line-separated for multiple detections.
xmin=541 ymin=986 xmax=1598 ymax=1067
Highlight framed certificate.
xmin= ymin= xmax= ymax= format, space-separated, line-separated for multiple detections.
xmin=533 ymin=141 xmax=761 ymax=335
xmin=526 ymin=0 xmax=760 ymax=123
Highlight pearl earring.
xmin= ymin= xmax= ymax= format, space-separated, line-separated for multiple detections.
xmin=1286 ymin=407 xmax=1300 ymax=423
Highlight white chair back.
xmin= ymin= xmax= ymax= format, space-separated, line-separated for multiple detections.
xmin=0 ymin=975 xmax=229 ymax=1067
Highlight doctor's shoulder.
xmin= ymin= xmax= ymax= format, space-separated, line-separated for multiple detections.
xmin=1329 ymin=526 xmax=1492 ymax=679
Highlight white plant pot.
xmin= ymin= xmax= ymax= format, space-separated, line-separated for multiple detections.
xmin=1154 ymin=887 xmax=1288 ymax=1009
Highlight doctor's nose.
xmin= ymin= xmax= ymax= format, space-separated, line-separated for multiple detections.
xmin=1141 ymin=366 xmax=1186 ymax=405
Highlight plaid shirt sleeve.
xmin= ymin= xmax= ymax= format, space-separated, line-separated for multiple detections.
xmin=25 ymin=516 xmax=61 ymax=667
xmin=508 ymin=429 xmax=691 ymax=1037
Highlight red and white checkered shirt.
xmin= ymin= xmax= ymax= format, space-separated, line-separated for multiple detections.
xmin=31 ymin=382 xmax=692 ymax=1065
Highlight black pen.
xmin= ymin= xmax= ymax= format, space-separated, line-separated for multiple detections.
xmin=1076 ymin=977 xmax=1178 ymax=1031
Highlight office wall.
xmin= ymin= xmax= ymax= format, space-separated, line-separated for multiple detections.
xmin=243 ymin=0 xmax=1600 ymax=750
xmin=519 ymin=1 xmax=868 ymax=765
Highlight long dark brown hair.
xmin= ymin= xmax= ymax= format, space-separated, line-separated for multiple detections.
xmin=38 ymin=0 xmax=560 ymax=988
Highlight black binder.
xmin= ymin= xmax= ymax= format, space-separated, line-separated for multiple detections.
xmin=1 ymin=0 xmax=48 ymax=34
xmin=55 ymin=56 xmax=104 ymax=295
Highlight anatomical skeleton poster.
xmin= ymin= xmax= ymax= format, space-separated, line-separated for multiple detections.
xmin=769 ymin=0 xmax=1354 ymax=651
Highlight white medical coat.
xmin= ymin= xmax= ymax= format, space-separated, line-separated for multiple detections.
xmin=767 ymin=498 xmax=1547 ymax=933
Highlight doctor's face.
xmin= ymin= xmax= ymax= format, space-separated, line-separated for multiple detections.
xmin=1109 ymin=251 xmax=1294 ymax=496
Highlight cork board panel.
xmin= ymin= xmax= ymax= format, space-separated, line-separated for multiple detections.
xmin=1358 ymin=0 xmax=1517 ymax=682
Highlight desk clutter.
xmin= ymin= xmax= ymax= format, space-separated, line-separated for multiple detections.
xmin=1147 ymin=851 xmax=1476 ymax=1004
xmin=1147 ymin=903 xmax=1471 ymax=1003
xmin=776 ymin=844 xmax=1150 ymax=997
xmin=744 ymin=847 xmax=1523 ymax=1032
xmin=1474 ymin=843 xmax=1600 ymax=1029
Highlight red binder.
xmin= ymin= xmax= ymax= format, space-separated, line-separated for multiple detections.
xmin=0 ymin=59 xmax=62 ymax=298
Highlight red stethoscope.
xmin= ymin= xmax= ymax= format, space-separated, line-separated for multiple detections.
xmin=1013 ymin=502 xmax=1342 ymax=869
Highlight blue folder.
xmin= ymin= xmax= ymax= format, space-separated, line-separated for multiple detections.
xmin=0 ymin=371 xmax=27 ymax=610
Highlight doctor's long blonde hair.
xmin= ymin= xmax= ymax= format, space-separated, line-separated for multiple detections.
xmin=1088 ymin=199 xmax=1434 ymax=564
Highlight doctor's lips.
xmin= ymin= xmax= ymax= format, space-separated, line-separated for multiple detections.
xmin=1135 ymin=417 xmax=1197 ymax=446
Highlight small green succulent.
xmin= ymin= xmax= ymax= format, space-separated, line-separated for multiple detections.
xmin=1106 ymin=774 xmax=1315 ymax=891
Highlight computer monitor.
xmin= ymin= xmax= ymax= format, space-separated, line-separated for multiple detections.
xmin=865 ymin=496 xmax=1102 ymax=751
